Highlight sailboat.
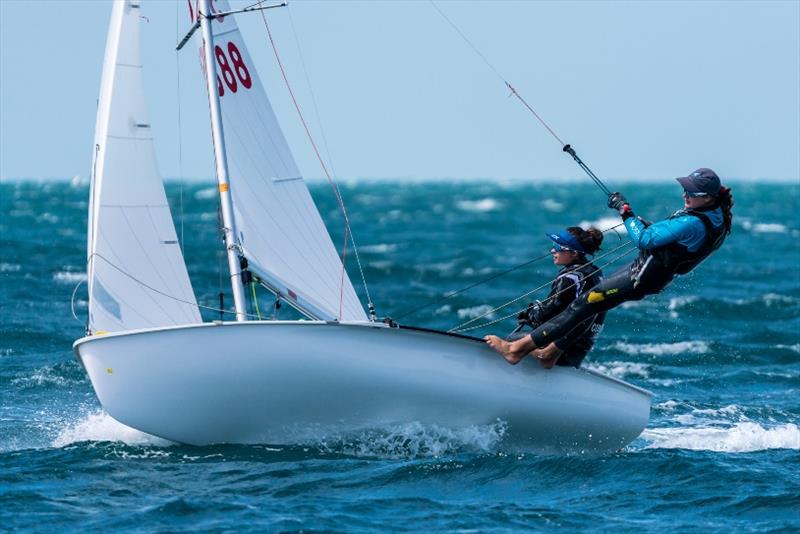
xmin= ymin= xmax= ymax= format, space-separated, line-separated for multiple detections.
xmin=73 ymin=0 xmax=652 ymax=451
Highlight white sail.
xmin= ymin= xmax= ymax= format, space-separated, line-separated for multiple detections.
xmin=87 ymin=0 xmax=201 ymax=332
xmin=197 ymin=0 xmax=366 ymax=321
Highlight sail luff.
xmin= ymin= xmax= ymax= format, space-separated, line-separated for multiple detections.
xmin=87 ymin=0 xmax=201 ymax=333
xmin=198 ymin=0 xmax=248 ymax=322
xmin=199 ymin=0 xmax=366 ymax=321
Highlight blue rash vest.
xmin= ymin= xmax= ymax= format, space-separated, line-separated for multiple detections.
xmin=624 ymin=207 xmax=724 ymax=252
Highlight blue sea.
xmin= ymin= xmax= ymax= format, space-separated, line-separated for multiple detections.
xmin=2 ymin=180 xmax=798 ymax=531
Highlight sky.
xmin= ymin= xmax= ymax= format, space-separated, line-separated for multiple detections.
xmin=1 ymin=0 xmax=798 ymax=183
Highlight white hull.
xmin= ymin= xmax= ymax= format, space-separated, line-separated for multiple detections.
xmin=74 ymin=321 xmax=651 ymax=451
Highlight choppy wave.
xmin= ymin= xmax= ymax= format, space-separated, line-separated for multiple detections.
xmin=457 ymin=304 xmax=495 ymax=319
xmin=611 ymin=340 xmax=710 ymax=356
xmin=585 ymin=361 xmax=651 ymax=379
xmin=53 ymin=271 xmax=87 ymax=284
xmin=578 ymin=216 xmax=622 ymax=232
xmin=52 ymin=411 xmax=171 ymax=448
xmin=359 ymin=243 xmax=398 ymax=254
xmin=740 ymin=219 xmax=789 ymax=234
xmin=456 ymin=198 xmax=501 ymax=212
xmin=642 ymin=422 xmax=800 ymax=452
xmin=11 ymin=362 xmax=86 ymax=389
xmin=541 ymin=199 xmax=564 ymax=212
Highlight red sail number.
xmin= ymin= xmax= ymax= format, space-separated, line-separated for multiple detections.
xmin=215 ymin=42 xmax=252 ymax=97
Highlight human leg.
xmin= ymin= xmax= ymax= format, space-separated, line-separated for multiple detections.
xmin=530 ymin=267 xmax=643 ymax=348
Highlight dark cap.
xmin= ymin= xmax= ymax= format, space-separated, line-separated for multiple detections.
xmin=676 ymin=168 xmax=721 ymax=196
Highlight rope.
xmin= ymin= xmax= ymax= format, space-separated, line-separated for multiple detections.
xmin=251 ymin=281 xmax=262 ymax=319
xmin=395 ymin=222 xmax=626 ymax=320
xmin=257 ymin=3 xmax=375 ymax=320
xmin=70 ymin=279 xmax=86 ymax=325
xmin=429 ymin=1 xmax=615 ymax=197
xmin=448 ymin=240 xmax=637 ymax=333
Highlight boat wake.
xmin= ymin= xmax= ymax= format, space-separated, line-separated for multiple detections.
xmin=311 ymin=420 xmax=508 ymax=459
xmin=52 ymin=411 xmax=170 ymax=448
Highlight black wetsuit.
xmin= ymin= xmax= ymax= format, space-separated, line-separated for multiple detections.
xmin=516 ymin=260 xmax=605 ymax=368
xmin=531 ymin=204 xmax=728 ymax=349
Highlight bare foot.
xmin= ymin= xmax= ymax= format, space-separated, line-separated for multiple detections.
xmin=484 ymin=335 xmax=526 ymax=365
xmin=532 ymin=348 xmax=560 ymax=369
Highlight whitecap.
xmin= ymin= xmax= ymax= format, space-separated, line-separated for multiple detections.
xmin=642 ymin=422 xmax=800 ymax=452
xmin=456 ymin=198 xmax=500 ymax=212
xmin=585 ymin=361 xmax=650 ymax=379
xmin=541 ymin=199 xmax=564 ymax=212
xmin=762 ymin=293 xmax=798 ymax=306
xmin=668 ymin=295 xmax=699 ymax=311
xmin=52 ymin=411 xmax=171 ymax=448
xmin=359 ymin=243 xmax=397 ymax=254
xmin=53 ymin=271 xmax=88 ymax=284
xmin=194 ymin=187 xmax=217 ymax=199
xmin=775 ymin=343 xmax=800 ymax=353
xmin=740 ymin=219 xmax=788 ymax=234
xmin=578 ymin=216 xmax=622 ymax=233
xmin=0 ymin=263 xmax=21 ymax=272
xmin=611 ymin=340 xmax=709 ymax=356
xmin=435 ymin=305 xmax=452 ymax=315
xmin=457 ymin=304 xmax=495 ymax=320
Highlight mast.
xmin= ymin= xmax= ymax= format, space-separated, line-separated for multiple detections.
xmin=198 ymin=0 xmax=247 ymax=321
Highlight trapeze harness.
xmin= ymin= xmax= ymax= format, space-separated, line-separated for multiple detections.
xmin=512 ymin=260 xmax=606 ymax=368
xmin=530 ymin=205 xmax=728 ymax=349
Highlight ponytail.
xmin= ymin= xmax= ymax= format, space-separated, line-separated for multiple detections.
xmin=717 ymin=186 xmax=734 ymax=236
xmin=567 ymin=226 xmax=604 ymax=255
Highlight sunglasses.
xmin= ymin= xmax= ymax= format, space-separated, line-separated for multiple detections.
xmin=551 ymin=243 xmax=575 ymax=253
xmin=683 ymin=189 xmax=710 ymax=198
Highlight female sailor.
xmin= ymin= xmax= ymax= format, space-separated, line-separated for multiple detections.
xmin=511 ymin=226 xmax=605 ymax=369
xmin=486 ymin=168 xmax=734 ymax=364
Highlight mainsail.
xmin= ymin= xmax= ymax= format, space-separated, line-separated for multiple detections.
xmin=87 ymin=0 xmax=201 ymax=332
xmin=196 ymin=0 xmax=366 ymax=322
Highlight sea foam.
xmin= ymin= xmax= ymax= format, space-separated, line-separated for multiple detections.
xmin=53 ymin=271 xmax=87 ymax=284
xmin=611 ymin=340 xmax=710 ymax=356
xmin=585 ymin=361 xmax=651 ymax=379
xmin=315 ymin=420 xmax=508 ymax=459
xmin=52 ymin=411 xmax=170 ymax=448
xmin=456 ymin=198 xmax=501 ymax=212
xmin=642 ymin=422 xmax=800 ymax=452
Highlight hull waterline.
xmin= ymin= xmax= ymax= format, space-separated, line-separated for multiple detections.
xmin=74 ymin=321 xmax=652 ymax=451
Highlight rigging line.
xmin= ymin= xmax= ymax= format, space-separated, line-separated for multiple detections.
xmin=429 ymin=1 xmax=618 ymax=198
xmin=257 ymin=3 xmax=375 ymax=318
xmin=450 ymin=242 xmax=639 ymax=334
xmin=394 ymin=221 xmax=626 ymax=320
xmin=448 ymin=239 xmax=636 ymax=332
xmin=285 ymin=6 xmax=375 ymax=316
xmin=428 ymin=0 xmax=564 ymax=147
xmin=175 ymin=0 xmax=186 ymax=249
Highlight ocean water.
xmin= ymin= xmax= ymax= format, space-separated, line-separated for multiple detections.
xmin=1 ymin=180 xmax=798 ymax=531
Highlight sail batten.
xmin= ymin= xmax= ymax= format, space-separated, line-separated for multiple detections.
xmin=201 ymin=0 xmax=366 ymax=322
xmin=87 ymin=0 xmax=201 ymax=333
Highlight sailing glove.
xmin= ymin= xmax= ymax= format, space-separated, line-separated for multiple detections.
xmin=517 ymin=301 xmax=544 ymax=327
xmin=608 ymin=192 xmax=633 ymax=219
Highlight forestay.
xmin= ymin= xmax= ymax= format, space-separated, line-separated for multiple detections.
xmin=195 ymin=0 xmax=366 ymax=322
xmin=88 ymin=0 xmax=201 ymax=333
